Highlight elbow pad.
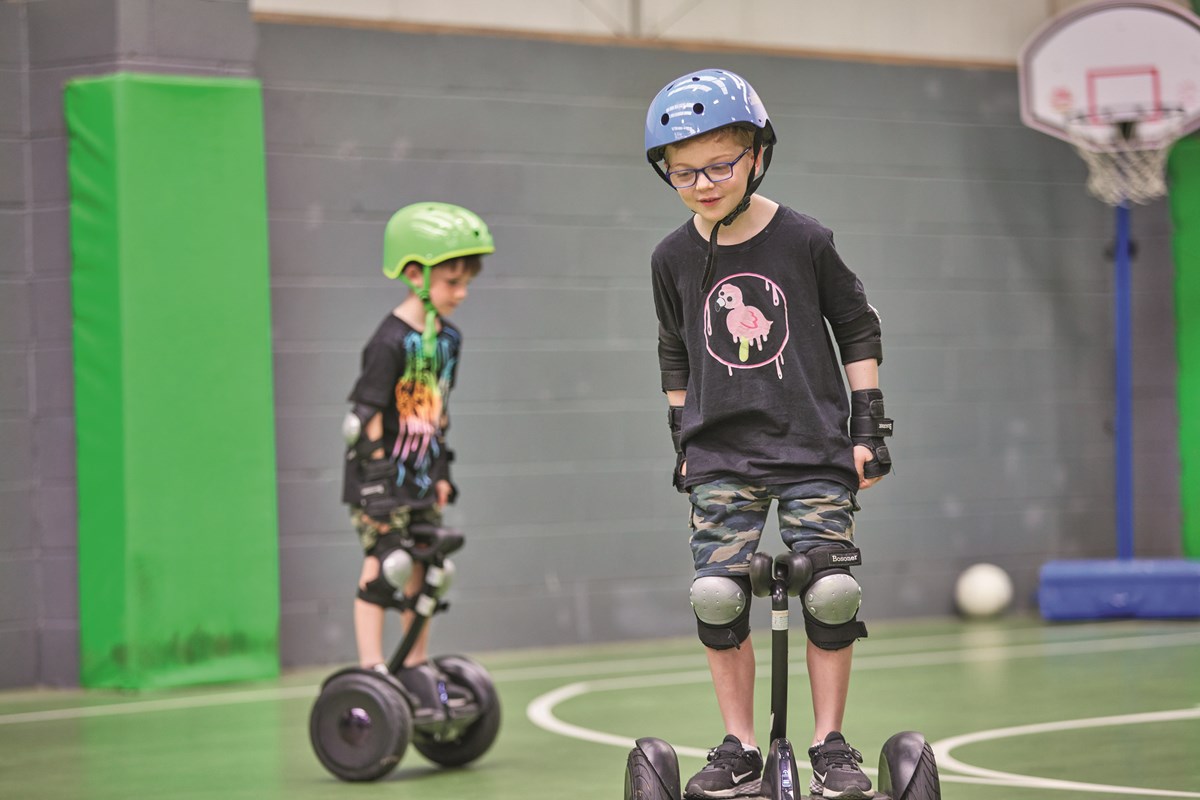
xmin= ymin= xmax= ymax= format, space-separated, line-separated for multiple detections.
xmin=343 ymin=403 xmax=381 ymax=454
xmin=831 ymin=306 xmax=882 ymax=365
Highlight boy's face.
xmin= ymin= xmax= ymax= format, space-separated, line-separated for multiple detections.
xmin=406 ymin=259 xmax=476 ymax=317
xmin=664 ymin=134 xmax=757 ymax=225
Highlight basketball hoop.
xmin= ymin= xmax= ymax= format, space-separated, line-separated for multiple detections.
xmin=1016 ymin=0 xmax=1200 ymax=584
xmin=1064 ymin=106 xmax=1185 ymax=206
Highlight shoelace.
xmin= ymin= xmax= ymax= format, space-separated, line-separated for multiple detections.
xmin=706 ymin=743 xmax=745 ymax=766
xmin=819 ymin=744 xmax=864 ymax=771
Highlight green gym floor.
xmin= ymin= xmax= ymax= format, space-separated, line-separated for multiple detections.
xmin=2 ymin=616 xmax=1198 ymax=799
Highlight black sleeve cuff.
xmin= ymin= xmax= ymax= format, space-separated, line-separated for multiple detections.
xmin=839 ymin=341 xmax=883 ymax=365
xmin=660 ymin=370 xmax=689 ymax=393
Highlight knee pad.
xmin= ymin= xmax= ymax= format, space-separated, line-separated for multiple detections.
xmin=356 ymin=535 xmax=414 ymax=610
xmin=342 ymin=403 xmax=379 ymax=448
xmin=800 ymin=546 xmax=868 ymax=651
xmin=690 ymin=575 xmax=752 ymax=650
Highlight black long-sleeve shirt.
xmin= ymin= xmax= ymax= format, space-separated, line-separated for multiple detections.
xmin=651 ymin=205 xmax=880 ymax=492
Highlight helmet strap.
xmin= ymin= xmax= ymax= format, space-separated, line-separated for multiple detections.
xmin=699 ymin=129 xmax=770 ymax=292
xmin=744 ymin=128 xmax=772 ymax=197
xmin=650 ymin=158 xmax=673 ymax=188
xmin=400 ymin=264 xmax=441 ymax=366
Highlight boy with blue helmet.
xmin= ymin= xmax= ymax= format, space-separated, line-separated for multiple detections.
xmin=646 ymin=68 xmax=893 ymax=799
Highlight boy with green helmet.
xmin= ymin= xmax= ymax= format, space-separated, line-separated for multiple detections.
xmin=342 ymin=202 xmax=492 ymax=706
xmin=382 ymin=202 xmax=495 ymax=360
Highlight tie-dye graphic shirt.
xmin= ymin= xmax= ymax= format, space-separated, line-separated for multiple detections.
xmin=342 ymin=313 xmax=461 ymax=508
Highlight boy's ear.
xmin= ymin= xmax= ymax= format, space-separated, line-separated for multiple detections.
xmin=402 ymin=262 xmax=425 ymax=286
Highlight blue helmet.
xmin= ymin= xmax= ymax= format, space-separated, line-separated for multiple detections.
xmin=644 ymin=68 xmax=776 ymax=166
xmin=645 ymin=69 xmax=778 ymax=292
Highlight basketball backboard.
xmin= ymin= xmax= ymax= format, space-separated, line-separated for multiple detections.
xmin=1019 ymin=0 xmax=1200 ymax=151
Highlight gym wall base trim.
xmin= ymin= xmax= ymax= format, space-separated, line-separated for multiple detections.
xmin=66 ymin=73 xmax=280 ymax=689
xmin=1170 ymin=136 xmax=1200 ymax=560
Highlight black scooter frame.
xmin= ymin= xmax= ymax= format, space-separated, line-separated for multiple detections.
xmin=759 ymin=554 xmax=804 ymax=798
xmin=310 ymin=525 xmax=501 ymax=781
xmin=624 ymin=550 xmax=941 ymax=800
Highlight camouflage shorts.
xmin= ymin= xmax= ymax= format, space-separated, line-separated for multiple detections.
xmin=688 ymin=479 xmax=860 ymax=577
xmin=350 ymin=505 xmax=443 ymax=554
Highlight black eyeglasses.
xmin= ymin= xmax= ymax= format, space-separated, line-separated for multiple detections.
xmin=665 ymin=147 xmax=752 ymax=189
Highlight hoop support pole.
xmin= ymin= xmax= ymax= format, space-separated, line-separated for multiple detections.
xmin=1114 ymin=202 xmax=1134 ymax=560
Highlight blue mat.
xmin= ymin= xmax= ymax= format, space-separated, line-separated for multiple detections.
xmin=1038 ymin=559 xmax=1200 ymax=620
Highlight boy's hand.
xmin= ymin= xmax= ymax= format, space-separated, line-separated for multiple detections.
xmin=854 ymin=444 xmax=882 ymax=490
xmin=673 ymin=456 xmax=688 ymax=492
xmin=849 ymin=388 xmax=893 ymax=485
xmin=435 ymin=479 xmax=453 ymax=508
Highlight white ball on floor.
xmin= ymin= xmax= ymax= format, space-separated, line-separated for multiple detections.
xmin=954 ymin=563 xmax=1013 ymax=618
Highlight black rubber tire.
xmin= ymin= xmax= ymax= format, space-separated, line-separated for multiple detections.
xmin=624 ymin=747 xmax=678 ymax=800
xmin=411 ymin=654 xmax=501 ymax=768
xmin=899 ymin=742 xmax=941 ymax=800
xmin=309 ymin=669 xmax=412 ymax=782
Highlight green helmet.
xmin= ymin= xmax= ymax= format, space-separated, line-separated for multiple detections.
xmin=382 ymin=202 xmax=494 ymax=280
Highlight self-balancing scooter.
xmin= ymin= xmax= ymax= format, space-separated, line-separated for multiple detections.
xmin=625 ymin=550 xmax=941 ymax=800
xmin=309 ymin=523 xmax=501 ymax=781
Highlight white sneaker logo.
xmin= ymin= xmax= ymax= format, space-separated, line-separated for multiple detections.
xmin=732 ymin=771 xmax=754 ymax=783
xmin=814 ymin=770 xmax=827 ymax=783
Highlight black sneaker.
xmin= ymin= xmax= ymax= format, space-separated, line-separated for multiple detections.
xmin=808 ymin=731 xmax=874 ymax=798
xmin=395 ymin=662 xmax=469 ymax=722
xmin=684 ymin=734 xmax=763 ymax=799
xmin=393 ymin=662 xmax=451 ymax=719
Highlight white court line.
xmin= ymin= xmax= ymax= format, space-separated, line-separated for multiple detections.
xmin=527 ymin=672 xmax=716 ymax=760
xmin=0 ymin=663 xmax=709 ymax=728
xmin=0 ymin=685 xmax=320 ymax=726
xmin=932 ymin=707 xmax=1200 ymax=798
xmin=0 ymin=630 xmax=1001 ymax=726
xmin=2 ymin=627 xmax=1197 ymax=731
xmin=525 ymin=630 xmax=1200 ymax=795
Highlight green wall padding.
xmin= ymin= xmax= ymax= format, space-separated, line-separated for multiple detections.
xmin=1171 ymin=135 xmax=1200 ymax=559
xmin=66 ymin=73 xmax=280 ymax=689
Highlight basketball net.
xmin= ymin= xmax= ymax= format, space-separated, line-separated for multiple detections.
xmin=1065 ymin=108 xmax=1185 ymax=206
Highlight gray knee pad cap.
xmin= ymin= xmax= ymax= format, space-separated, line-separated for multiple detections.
xmin=801 ymin=547 xmax=868 ymax=650
xmin=381 ymin=548 xmax=414 ymax=589
xmin=804 ymin=572 xmax=862 ymax=625
xmin=691 ymin=575 xmax=752 ymax=650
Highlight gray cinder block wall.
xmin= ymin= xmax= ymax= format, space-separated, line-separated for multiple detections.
xmin=257 ymin=21 xmax=1179 ymax=666
xmin=0 ymin=2 xmax=1179 ymax=686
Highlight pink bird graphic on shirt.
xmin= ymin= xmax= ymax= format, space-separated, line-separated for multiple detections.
xmin=716 ymin=283 xmax=774 ymax=362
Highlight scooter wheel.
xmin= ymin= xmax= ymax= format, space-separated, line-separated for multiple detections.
xmin=411 ymin=654 xmax=501 ymax=767
xmin=878 ymin=731 xmax=941 ymax=800
xmin=309 ymin=668 xmax=412 ymax=781
xmin=625 ymin=738 xmax=681 ymax=800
